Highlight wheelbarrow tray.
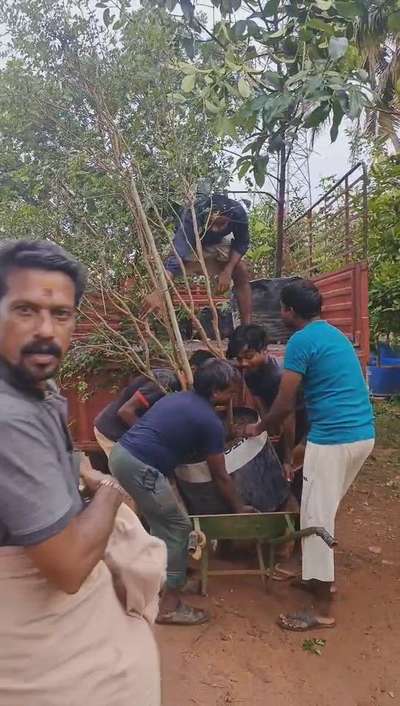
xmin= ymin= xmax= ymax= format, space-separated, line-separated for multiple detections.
xmin=189 ymin=512 xmax=336 ymax=595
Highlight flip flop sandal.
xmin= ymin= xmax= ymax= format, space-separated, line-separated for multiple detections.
xmin=156 ymin=601 xmax=209 ymax=626
xmin=277 ymin=611 xmax=336 ymax=632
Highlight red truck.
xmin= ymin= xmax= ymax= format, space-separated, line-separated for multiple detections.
xmin=65 ymin=164 xmax=370 ymax=454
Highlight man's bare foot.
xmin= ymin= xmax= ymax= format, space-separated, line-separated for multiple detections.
xmin=278 ymin=611 xmax=336 ymax=631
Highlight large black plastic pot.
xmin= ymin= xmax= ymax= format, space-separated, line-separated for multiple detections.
xmin=175 ymin=407 xmax=289 ymax=514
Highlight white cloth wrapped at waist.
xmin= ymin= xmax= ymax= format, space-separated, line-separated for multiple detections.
xmin=175 ymin=431 xmax=269 ymax=483
xmin=0 ymin=505 xmax=166 ymax=706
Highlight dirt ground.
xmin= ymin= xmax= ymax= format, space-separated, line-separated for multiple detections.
xmin=157 ymin=403 xmax=400 ymax=706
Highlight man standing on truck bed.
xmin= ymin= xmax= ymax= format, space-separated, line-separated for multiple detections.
xmin=243 ymin=279 xmax=375 ymax=631
xmin=142 ymin=194 xmax=252 ymax=325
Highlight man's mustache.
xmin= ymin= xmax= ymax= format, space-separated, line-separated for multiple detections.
xmin=21 ymin=342 xmax=62 ymax=358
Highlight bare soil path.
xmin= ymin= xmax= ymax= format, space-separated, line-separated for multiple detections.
xmin=157 ymin=403 xmax=400 ymax=706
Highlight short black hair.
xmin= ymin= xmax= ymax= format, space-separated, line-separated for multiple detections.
xmin=227 ymin=324 xmax=268 ymax=359
xmin=196 ymin=194 xmax=247 ymax=227
xmin=281 ymin=279 xmax=322 ymax=319
xmin=193 ymin=358 xmax=238 ymax=399
xmin=0 ymin=240 xmax=87 ymax=305
xmin=189 ymin=350 xmax=215 ymax=368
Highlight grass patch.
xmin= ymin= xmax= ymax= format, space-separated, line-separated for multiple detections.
xmin=373 ymin=398 xmax=400 ymax=448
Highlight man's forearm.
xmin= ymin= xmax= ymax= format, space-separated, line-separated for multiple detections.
xmin=26 ymin=485 xmax=123 ymax=594
xmin=281 ymin=413 xmax=296 ymax=464
xmin=73 ymin=486 xmax=122 ymax=574
xmin=225 ymin=249 xmax=242 ymax=273
xmin=213 ymin=474 xmax=243 ymax=513
xmin=117 ymin=400 xmax=141 ymax=427
xmin=257 ymin=399 xmax=293 ymax=434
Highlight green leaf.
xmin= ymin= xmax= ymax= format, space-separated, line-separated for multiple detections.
xmin=315 ymin=0 xmax=332 ymax=9
xmin=171 ymin=93 xmax=187 ymax=103
xmin=112 ymin=19 xmax=125 ymax=31
xmin=181 ymin=73 xmax=196 ymax=93
xmin=330 ymin=99 xmax=344 ymax=142
xmin=307 ymin=18 xmax=333 ymax=34
xmin=265 ymin=27 xmax=285 ymax=40
xmin=166 ymin=0 xmax=178 ymax=10
xmin=302 ymin=638 xmax=326 ymax=656
xmin=347 ymin=87 xmax=364 ymax=119
xmin=334 ymin=0 xmax=359 ymax=18
xmin=238 ymin=77 xmax=251 ymax=98
xmin=205 ymin=99 xmax=220 ymax=113
xmin=263 ymin=70 xmax=283 ymax=89
xmin=388 ymin=11 xmax=400 ymax=33
xmin=336 ymin=88 xmax=349 ymax=113
xmin=180 ymin=62 xmax=196 ymax=75
xmin=268 ymin=133 xmax=284 ymax=151
xmin=181 ymin=37 xmax=195 ymax=59
xmin=246 ymin=20 xmax=262 ymax=38
xmin=103 ymin=8 xmax=113 ymax=26
xmin=263 ymin=0 xmax=279 ymax=16
xmin=237 ymin=159 xmax=252 ymax=179
xmin=253 ymin=155 xmax=268 ymax=187
xmin=304 ymin=102 xmax=331 ymax=128
xmin=285 ymin=70 xmax=309 ymax=89
xmin=215 ymin=115 xmax=236 ymax=137
xmin=247 ymin=94 xmax=270 ymax=111
xmin=233 ymin=20 xmax=247 ymax=37
xmin=328 ymin=36 xmax=348 ymax=60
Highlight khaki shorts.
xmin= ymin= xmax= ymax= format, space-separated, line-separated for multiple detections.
xmin=183 ymin=236 xmax=232 ymax=276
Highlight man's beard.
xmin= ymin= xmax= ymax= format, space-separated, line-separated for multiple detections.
xmin=16 ymin=342 xmax=62 ymax=385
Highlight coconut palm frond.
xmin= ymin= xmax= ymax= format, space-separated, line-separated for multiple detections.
xmin=356 ymin=2 xmax=400 ymax=151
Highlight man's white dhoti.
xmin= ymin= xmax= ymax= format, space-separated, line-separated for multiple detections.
xmin=0 ymin=506 xmax=166 ymax=706
xmin=301 ymin=438 xmax=374 ymax=582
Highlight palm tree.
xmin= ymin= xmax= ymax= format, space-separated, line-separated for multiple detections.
xmin=356 ymin=0 xmax=400 ymax=152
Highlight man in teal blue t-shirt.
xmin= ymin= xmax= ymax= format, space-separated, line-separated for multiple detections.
xmin=244 ymin=279 xmax=374 ymax=632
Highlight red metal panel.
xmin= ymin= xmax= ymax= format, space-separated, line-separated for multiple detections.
xmin=313 ymin=261 xmax=370 ymax=370
xmin=67 ymin=262 xmax=370 ymax=452
xmin=64 ymin=377 xmax=128 ymax=452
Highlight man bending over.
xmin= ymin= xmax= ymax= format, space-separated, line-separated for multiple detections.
xmin=243 ymin=280 xmax=374 ymax=631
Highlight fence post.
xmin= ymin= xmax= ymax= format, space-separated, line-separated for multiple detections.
xmin=344 ymin=176 xmax=350 ymax=262
xmin=308 ymin=210 xmax=313 ymax=276
xmin=362 ymin=162 xmax=368 ymax=257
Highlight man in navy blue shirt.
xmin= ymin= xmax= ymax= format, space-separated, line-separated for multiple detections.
xmin=109 ymin=358 xmax=255 ymax=626
xmin=143 ymin=194 xmax=252 ymax=324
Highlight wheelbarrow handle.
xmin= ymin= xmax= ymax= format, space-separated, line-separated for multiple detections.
xmin=300 ymin=526 xmax=337 ymax=548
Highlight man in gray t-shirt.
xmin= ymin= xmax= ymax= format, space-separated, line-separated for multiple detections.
xmin=0 ymin=240 xmax=163 ymax=705
xmin=0 ymin=240 xmax=135 ymax=586
xmin=0 ymin=362 xmax=83 ymax=546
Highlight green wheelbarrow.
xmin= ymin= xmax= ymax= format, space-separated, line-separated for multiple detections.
xmin=188 ymin=512 xmax=337 ymax=596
